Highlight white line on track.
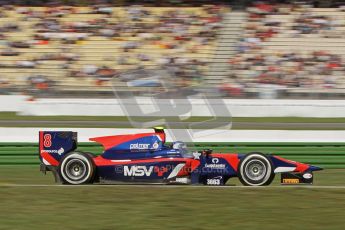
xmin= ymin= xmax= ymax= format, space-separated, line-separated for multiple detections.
xmin=1 ymin=184 xmax=345 ymax=189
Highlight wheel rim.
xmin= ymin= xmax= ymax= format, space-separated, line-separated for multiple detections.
xmin=65 ymin=159 xmax=87 ymax=181
xmin=244 ymin=160 xmax=267 ymax=181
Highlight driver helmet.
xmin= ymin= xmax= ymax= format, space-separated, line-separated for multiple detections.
xmin=172 ymin=141 xmax=187 ymax=150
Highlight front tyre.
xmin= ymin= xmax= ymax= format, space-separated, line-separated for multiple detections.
xmin=238 ymin=153 xmax=275 ymax=186
xmin=58 ymin=152 xmax=95 ymax=185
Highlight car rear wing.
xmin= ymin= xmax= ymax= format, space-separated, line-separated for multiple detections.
xmin=39 ymin=131 xmax=77 ymax=169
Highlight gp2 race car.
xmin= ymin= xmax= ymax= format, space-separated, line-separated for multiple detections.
xmin=39 ymin=128 xmax=322 ymax=186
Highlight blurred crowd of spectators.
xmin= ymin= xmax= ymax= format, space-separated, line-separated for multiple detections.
xmin=0 ymin=4 xmax=223 ymax=95
xmin=229 ymin=51 xmax=343 ymax=88
xmin=222 ymin=1 xmax=345 ymax=97
xmin=241 ymin=1 xmax=344 ymax=46
xmin=1 ymin=1 xmax=345 ymax=98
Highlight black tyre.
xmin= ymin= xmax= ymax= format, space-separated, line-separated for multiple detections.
xmin=238 ymin=152 xmax=275 ymax=186
xmin=58 ymin=152 xmax=95 ymax=185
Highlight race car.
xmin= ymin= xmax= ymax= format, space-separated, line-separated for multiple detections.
xmin=39 ymin=127 xmax=322 ymax=186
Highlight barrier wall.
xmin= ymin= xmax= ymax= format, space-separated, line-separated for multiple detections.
xmin=1 ymin=95 xmax=345 ymax=117
xmin=2 ymin=142 xmax=345 ymax=168
xmin=0 ymin=95 xmax=28 ymax=112
xmin=19 ymin=98 xmax=345 ymax=117
xmin=0 ymin=95 xmax=345 ymax=117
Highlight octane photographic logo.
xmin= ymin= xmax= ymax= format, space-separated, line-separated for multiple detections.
xmin=111 ymin=69 xmax=232 ymax=146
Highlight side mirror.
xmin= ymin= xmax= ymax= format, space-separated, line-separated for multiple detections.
xmin=200 ymin=149 xmax=213 ymax=157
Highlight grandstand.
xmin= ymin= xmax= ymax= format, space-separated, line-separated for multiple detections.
xmin=0 ymin=1 xmax=344 ymax=98
xmin=225 ymin=3 xmax=345 ymax=98
xmin=0 ymin=5 xmax=221 ymax=96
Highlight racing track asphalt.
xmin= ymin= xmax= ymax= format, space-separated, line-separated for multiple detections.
xmin=1 ymin=120 xmax=345 ymax=129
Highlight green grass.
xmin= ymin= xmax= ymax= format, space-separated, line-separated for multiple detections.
xmin=0 ymin=112 xmax=344 ymax=228
xmin=0 ymin=112 xmax=228 ymax=122
xmin=3 ymin=112 xmax=345 ymax=123
xmin=0 ymin=166 xmax=345 ymax=229
xmin=2 ymin=112 xmax=345 ymax=129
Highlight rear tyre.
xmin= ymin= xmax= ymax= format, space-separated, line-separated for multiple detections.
xmin=238 ymin=153 xmax=275 ymax=186
xmin=58 ymin=152 xmax=95 ymax=185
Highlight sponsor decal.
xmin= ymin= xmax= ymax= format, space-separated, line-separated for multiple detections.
xmin=152 ymin=141 xmax=159 ymax=150
xmin=167 ymin=150 xmax=178 ymax=154
xmin=303 ymin=173 xmax=313 ymax=179
xmin=282 ymin=178 xmax=300 ymax=184
xmin=175 ymin=177 xmax=189 ymax=184
xmin=40 ymin=147 xmax=64 ymax=155
xmin=129 ymin=143 xmax=150 ymax=150
xmin=204 ymin=163 xmax=226 ymax=168
xmin=205 ymin=158 xmax=225 ymax=168
xmin=123 ymin=165 xmax=171 ymax=177
xmin=41 ymin=149 xmax=59 ymax=154
xmin=124 ymin=166 xmax=154 ymax=177
xmin=154 ymin=166 xmax=168 ymax=176
xmin=212 ymin=158 xmax=219 ymax=164
xmin=57 ymin=147 xmax=64 ymax=155
xmin=192 ymin=151 xmax=201 ymax=160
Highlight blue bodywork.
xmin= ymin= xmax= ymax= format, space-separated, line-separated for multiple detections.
xmin=39 ymin=130 xmax=323 ymax=185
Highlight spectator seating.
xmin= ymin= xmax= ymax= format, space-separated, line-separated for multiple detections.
xmin=0 ymin=5 xmax=222 ymax=95
xmin=225 ymin=4 xmax=345 ymax=98
xmin=1 ymin=4 xmax=345 ymax=99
